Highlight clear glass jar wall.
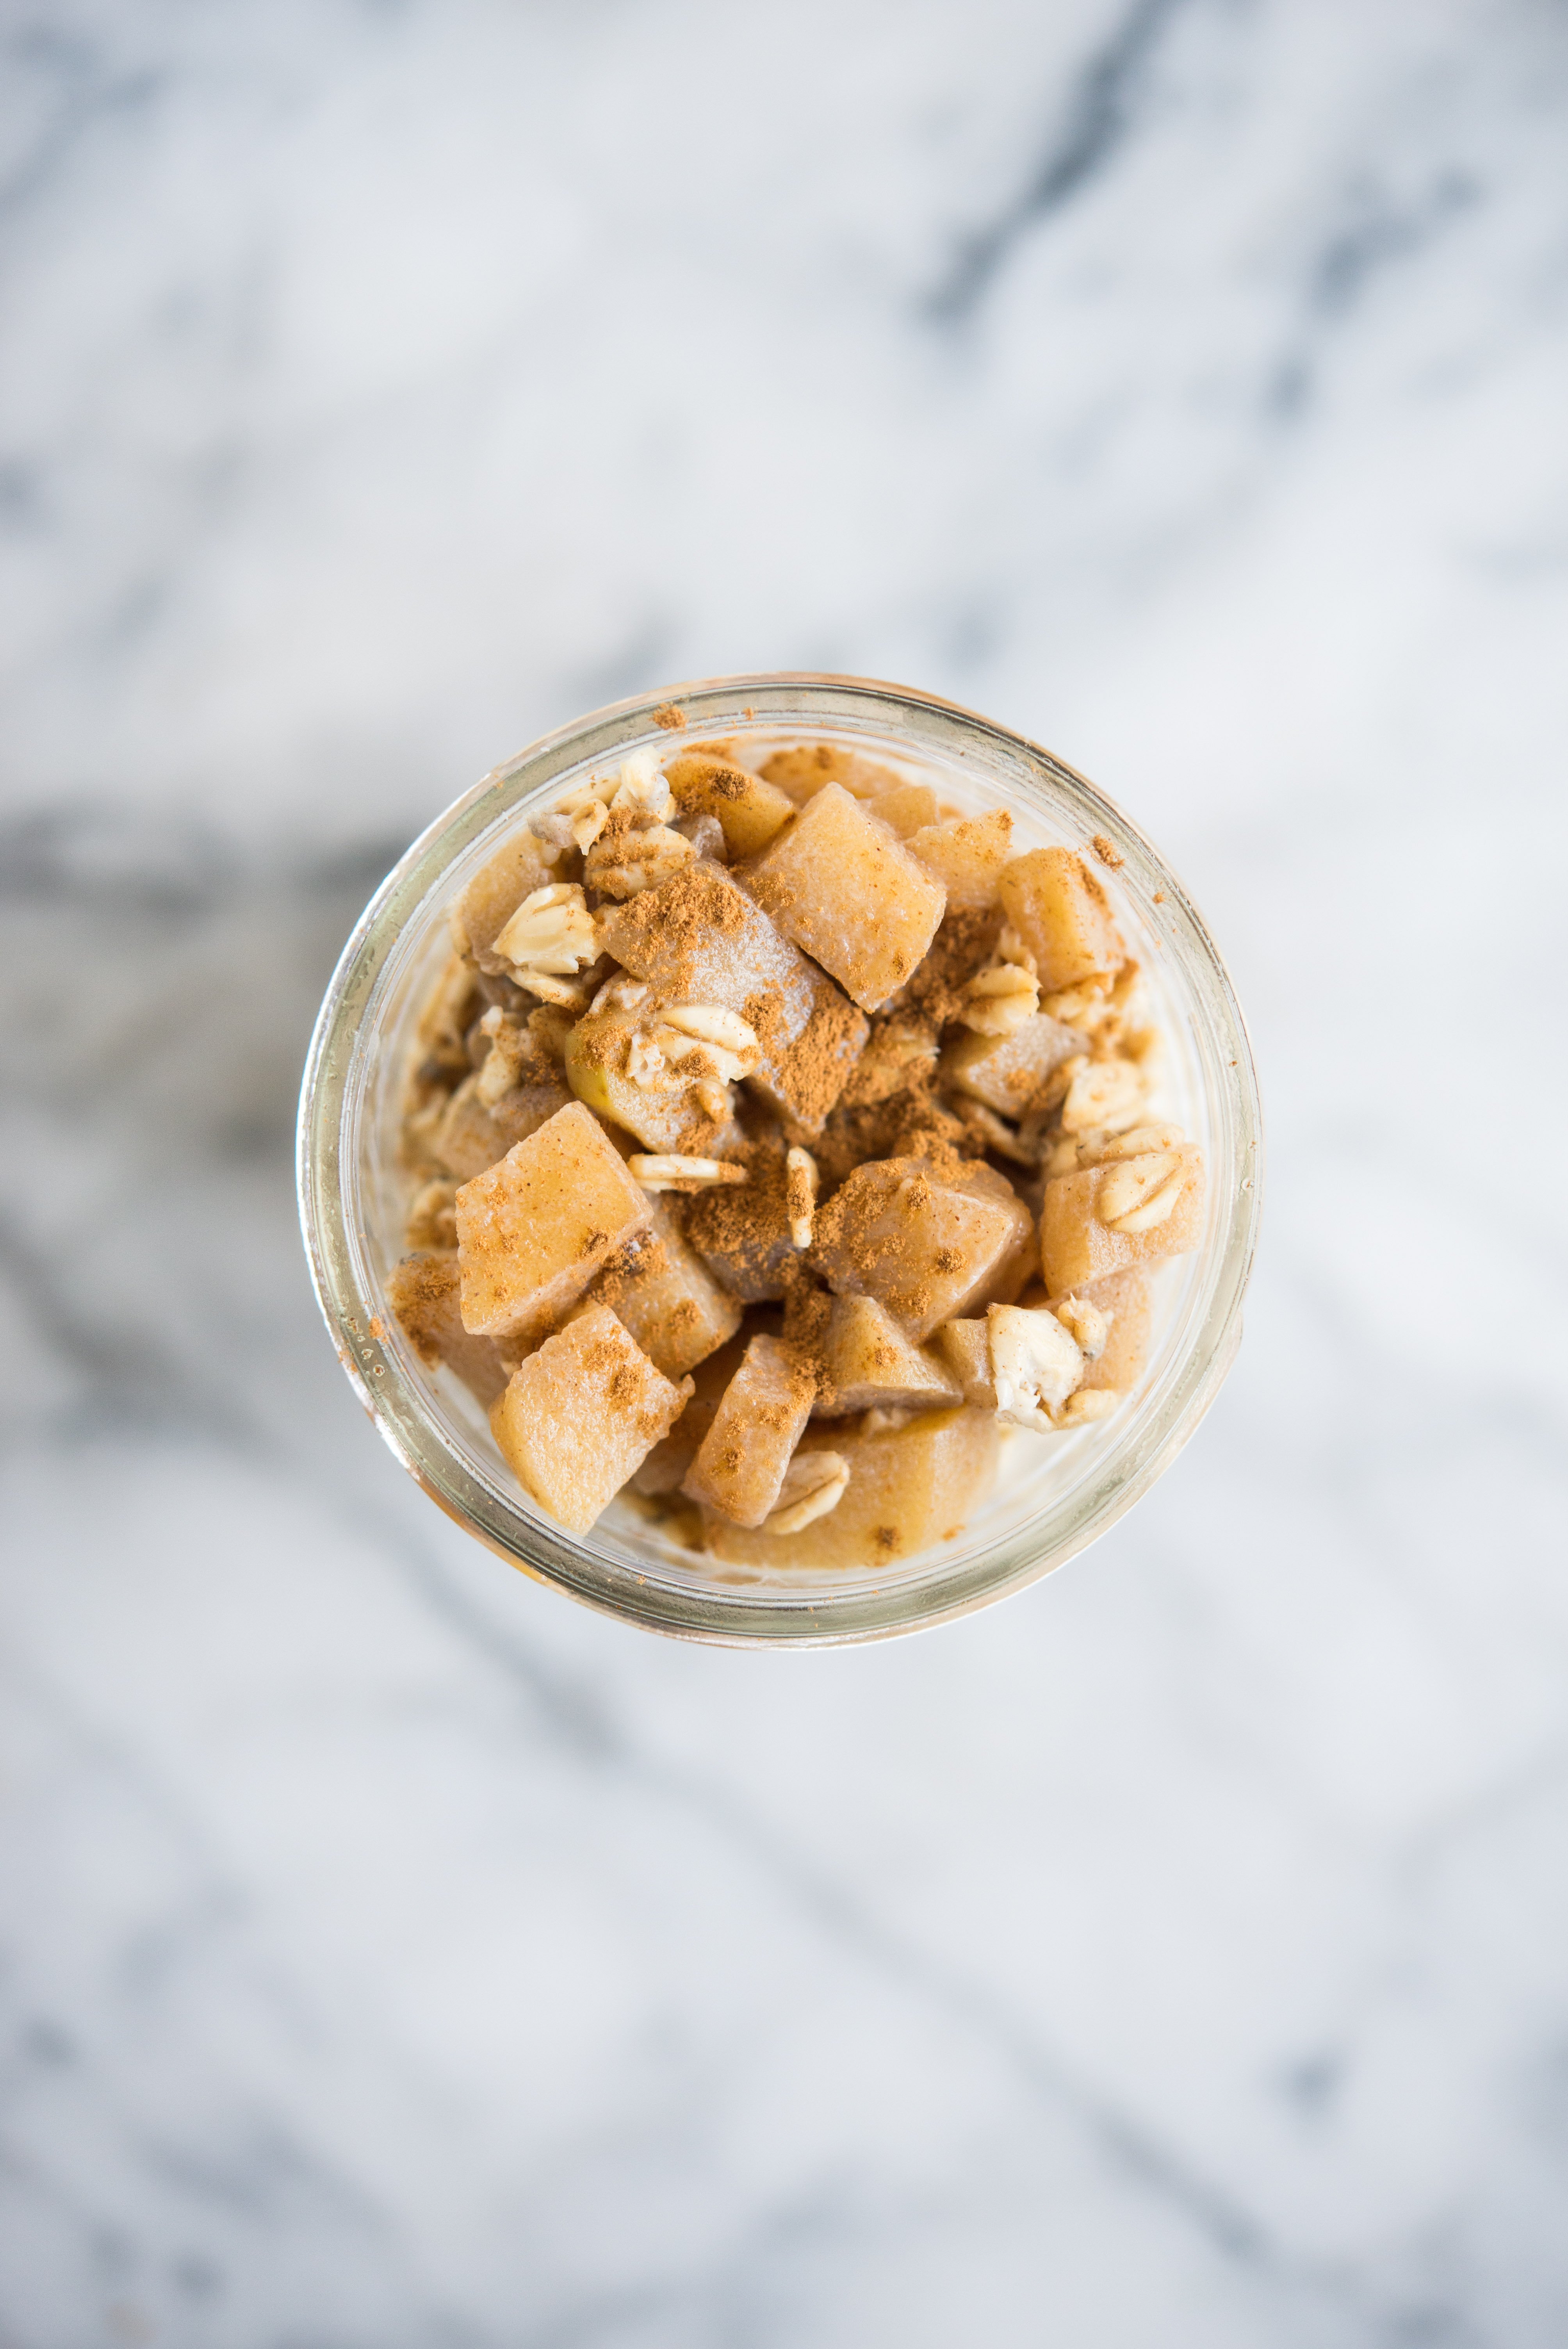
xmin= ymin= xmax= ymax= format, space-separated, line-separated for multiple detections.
xmin=298 ymin=675 xmax=1262 ymax=1645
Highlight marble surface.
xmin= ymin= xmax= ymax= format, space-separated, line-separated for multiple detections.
xmin=3 ymin=2 xmax=1567 ymax=2341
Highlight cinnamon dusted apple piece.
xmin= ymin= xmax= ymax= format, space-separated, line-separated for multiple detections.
xmin=629 ymin=1332 xmax=747 ymax=1496
xmin=759 ymin=743 xmax=905 ymax=804
xmin=905 ymin=810 xmax=1013 ymax=911
xmin=807 ymin=1148 xmax=1035 ymax=1341
xmin=563 ymin=990 xmax=745 ymax=1156
xmin=814 ymin=1294 xmax=963 ymax=1419
xmin=596 ymin=861 xmax=866 ymax=1134
xmin=385 ymin=1253 xmax=519 ymax=1409
xmin=590 ymin=1197 xmax=743 ymax=1379
xmin=941 ymin=1012 xmax=1089 ymax=1119
xmin=490 ymin=1303 xmax=691 ymax=1534
xmin=1044 ymin=1267 xmax=1153 ymax=1396
xmin=683 ymin=1139 xmax=797 ymax=1302
xmin=433 ymin=1073 xmax=575 ymax=1179
xmin=1039 ymin=1141 xmax=1205 ymax=1293
xmin=747 ymin=783 xmax=947 ymax=1013
xmin=997 ymin=847 xmax=1125 ymax=992
xmin=455 ymin=1101 xmax=651 ymax=1344
xmin=665 ymin=750 xmax=796 ymax=858
xmin=701 ymin=1406 xmax=1000 ymax=1571
xmin=682 ymin=1333 xmax=818 ymax=1527
xmin=866 ymin=782 xmax=939 ymax=838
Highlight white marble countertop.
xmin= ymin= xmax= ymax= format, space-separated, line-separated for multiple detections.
xmin=2 ymin=4 xmax=1566 ymax=2342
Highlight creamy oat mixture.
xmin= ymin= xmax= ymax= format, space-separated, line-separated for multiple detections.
xmin=387 ymin=722 xmax=1205 ymax=1568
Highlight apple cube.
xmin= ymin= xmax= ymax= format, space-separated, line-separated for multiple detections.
xmin=747 ymin=783 xmax=947 ymax=1012
xmin=596 ymin=861 xmax=866 ymax=1133
xmin=456 ymin=1101 xmax=650 ymax=1344
xmin=1045 ymin=1266 xmax=1154 ymax=1396
xmin=682 ymin=1333 xmax=817 ymax=1527
xmin=385 ymin=1253 xmax=517 ymax=1408
xmin=449 ymin=831 xmax=558 ymax=969
xmin=434 ymin=1073 xmax=574 ymax=1180
xmin=683 ymin=1141 xmax=797 ymax=1303
xmin=1039 ymin=1143 xmax=1205 ymax=1293
xmin=997 ymin=848 xmax=1124 ymax=991
xmin=563 ymin=1000 xmax=736 ymax=1156
xmin=866 ymin=782 xmax=939 ymax=838
xmin=905 ymin=810 xmax=1013 ymax=911
xmin=592 ymin=1197 xmax=743 ymax=1378
xmin=759 ymin=743 xmax=905 ymax=804
xmin=490 ymin=1303 xmax=690 ymax=1533
xmin=702 ymin=1406 xmax=1000 ymax=1570
xmin=808 ymin=1153 xmax=1035 ymax=1340
xmin=665 ymin=751 xmax=795 ymax=857
xmin=628 ymin=1332 xmax=747 ymax=1495
xmin=815 ymin=1294 xmax=962 ymax=1418
xmin=929 ymin=1319 xmax=995 ymax=1408
xmin=941 ymin=1012 xmax=1088 ymax=1118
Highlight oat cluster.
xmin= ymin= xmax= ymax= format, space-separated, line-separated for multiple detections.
xmin=389 ymin=731 xmax=1206 ymax=1563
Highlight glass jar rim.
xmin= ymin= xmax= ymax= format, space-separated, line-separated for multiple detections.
xmin=297 ymin=672 xmax=1263 ymax=1647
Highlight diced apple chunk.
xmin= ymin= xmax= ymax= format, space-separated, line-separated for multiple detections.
xmin=456 ymin=1101 xmax=651 ymax=1343
xmin=385 ymin=1253 xmax=517 ymax=1408
xmin=808 ymin=1153 xmax=1035 ymax=1341
xmin=998 ymin=848 xmax=1124 ymax=991
xmin=930 ymin=1319 xmax=995 ymax=1407
xmin=932 ymin=1304 xmax=1091 ymax=1427
xmin=747 ymin=784 xmax=947 ymax=1013
xmin=490 ymin=1303 xmax=690 ymax=1533
xmin=905 ymin=811 xmax=1012 ymax=911
xmin=702 ymin=1407 xmax=1000 ymax=1570
xmin=434 ymin=1073 xmax=574 ymax=1179
xmin=1044 ymin=1267 xmax=1153 ymax=1396
xmin=759 ymin=744 xmax=905 ymax=804
xmin=591 ymin=1198 xmax=742 ymax=1378
xmin=449 ymin=831 xmax=558 ymax=969
xmin=941 ymin=1012 xmax=1088 ymax=1118
xmin=681 ymin=1333 xmax=817 ymax=1527
xmin=1039 ymin=1144 xmax=1205 ymax=1293
xmin=596 ymin=861 xmax=866 ymax=1133
xmin=683 ymin=1141 xmax=796 ymax=1302
xmin=629 ymin=1333 xmax=747 ymax=1495
xmin=867 ymin=782 xmax=939 ymax=838
xmin=815 ymin=1294 xmax=963 ymax=1418
xmin=563 ymin=1000 xmax=736 ymax=1155
xmin=665 ymin=752 xmax=795 ymax=857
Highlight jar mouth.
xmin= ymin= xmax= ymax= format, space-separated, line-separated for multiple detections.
xmin=297 ymin=672 xmax=1263 ymax=1647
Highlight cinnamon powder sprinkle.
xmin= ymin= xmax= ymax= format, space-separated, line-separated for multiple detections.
xmin=1090 ymin=833 xmax=1124 ymax=868
xmin=652 ymin=704 xmax=687 ymax=731
xmin=684 ymin=1140 xmax=792 ymax=1291
xmin=748 ymin=985 xmax=865 ymax=1134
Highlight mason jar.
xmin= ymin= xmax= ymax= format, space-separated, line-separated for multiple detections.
xmin=297 ymin=673 xmax=1262 ymax=1645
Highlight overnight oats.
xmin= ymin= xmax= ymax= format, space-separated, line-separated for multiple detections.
xmin=299 ymin=677 xmax=1260 ymax=1643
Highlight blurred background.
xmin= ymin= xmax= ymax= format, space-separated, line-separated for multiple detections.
xmin=2 ymin=2 xmax=1566 ymax=2342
